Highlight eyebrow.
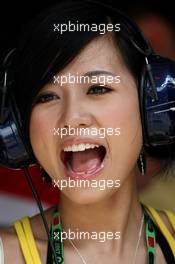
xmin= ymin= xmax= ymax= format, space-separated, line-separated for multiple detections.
xmin=49 ymin=69 xmax=117 ymax=88
xmin=84 ymin=70 xmax=116 ymax=77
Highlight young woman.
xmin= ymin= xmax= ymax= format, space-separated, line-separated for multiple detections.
xmin=0 ymin=1 xmax=175 ymax=263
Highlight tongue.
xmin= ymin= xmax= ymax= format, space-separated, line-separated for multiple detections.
xmin=70 ymin=149 xmax=101 ymax=173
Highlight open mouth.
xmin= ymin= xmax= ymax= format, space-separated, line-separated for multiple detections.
xmin=60 ymin=144 xmax=106 ymax=179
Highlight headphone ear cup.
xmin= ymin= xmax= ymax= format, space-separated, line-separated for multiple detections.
xmin=0 ymin=83 xmax=36 ymax=169
xmin=141 ymin=55 xmax=175 ymax=151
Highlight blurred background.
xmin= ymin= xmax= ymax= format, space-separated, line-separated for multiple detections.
xmin=0 ymin=0 xmax=175 ymax=226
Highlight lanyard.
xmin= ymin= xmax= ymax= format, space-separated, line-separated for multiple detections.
xmin=49 ymin=205 xmax=156 ymax=264
xmin=143 ymin=206 xmax=156 ymax=264
xmin=50 ymin=208 xmax=64 ymax=264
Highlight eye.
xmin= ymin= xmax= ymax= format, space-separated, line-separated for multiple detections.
xmin=87 ymin=85 xmax=112 ymax=95
xmin=33 ymin=93 xmax=59 ymax=105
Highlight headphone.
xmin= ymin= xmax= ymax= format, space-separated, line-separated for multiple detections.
xmin=0 ymin=2 xmax=175 ymax=263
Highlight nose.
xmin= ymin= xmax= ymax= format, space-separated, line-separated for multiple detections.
xmin=61 ymin=100 xmax=93 ymax=129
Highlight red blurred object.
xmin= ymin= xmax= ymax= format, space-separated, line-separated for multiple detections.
xmin=136 ymin=12 xmax=175 ymax=59
xmin=0 ymin=165 xmax=60 ymax=205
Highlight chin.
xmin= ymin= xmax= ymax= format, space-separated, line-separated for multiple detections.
xmin=60 ymin=187 xmax=117 ymax=205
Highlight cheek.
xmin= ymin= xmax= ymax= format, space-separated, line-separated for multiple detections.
xmin=121 ymin=98 xmax=142 ymax=145
xmin=98 ymin=91 xmax=142 ymax=170
xmin=97 ymin=92 xmax=142 ymax=143
xmin=29 ymin=109 xmax=56 ymax=163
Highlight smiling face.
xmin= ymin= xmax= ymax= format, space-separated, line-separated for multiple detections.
xmin=29 ymin=33 xmax=143 ymax=204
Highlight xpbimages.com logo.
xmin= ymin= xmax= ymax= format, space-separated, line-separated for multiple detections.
xmin=53 ymin=126 xmax=121 ymax=139
xmin=53 ymin=21 xmax=121 ymax=35
xmin=53 ymin=178 xmax=121 ymax=191
xmin=54 ymin=229 xmax=121 ymax=243
xmin=53 ymin=72 xmax=120 ymax=86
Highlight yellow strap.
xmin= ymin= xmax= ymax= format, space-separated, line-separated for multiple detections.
xmin=21 ymin=217 xmax=42 ymax=264
xmin=146 ymin=205 xmax=175 ymax=257
xmin=163 ymin=210 xmax=175 ymax=231
xmin=14 ymin=221 xmax=34 ymax=264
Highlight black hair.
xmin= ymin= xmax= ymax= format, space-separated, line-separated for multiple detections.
xmin=12 ymin=0 xmax=168 ymax=180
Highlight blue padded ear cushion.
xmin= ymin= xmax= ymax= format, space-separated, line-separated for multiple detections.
xmin=141 ymin=55 xmax=175 ymax=148
xmin=0 ymin=91 xmax=36 ymax=169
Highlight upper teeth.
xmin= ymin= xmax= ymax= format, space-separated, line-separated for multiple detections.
xmin=64 ymin=143 xmax=100 ymax=152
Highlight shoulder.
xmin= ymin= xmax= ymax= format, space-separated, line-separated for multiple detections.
xmin=0 ymin=226 xmax=25 ymax=263
xmin=146 ymin=205 xmax=175 ymax=239
xmin=158 ymin=210 xmax=175 ymax=239
xmin=0 ymin=206 xmax=55 ymax=264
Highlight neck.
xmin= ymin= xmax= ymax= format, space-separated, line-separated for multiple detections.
xmin=58 ymin=172 xmax=144 ymax=255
